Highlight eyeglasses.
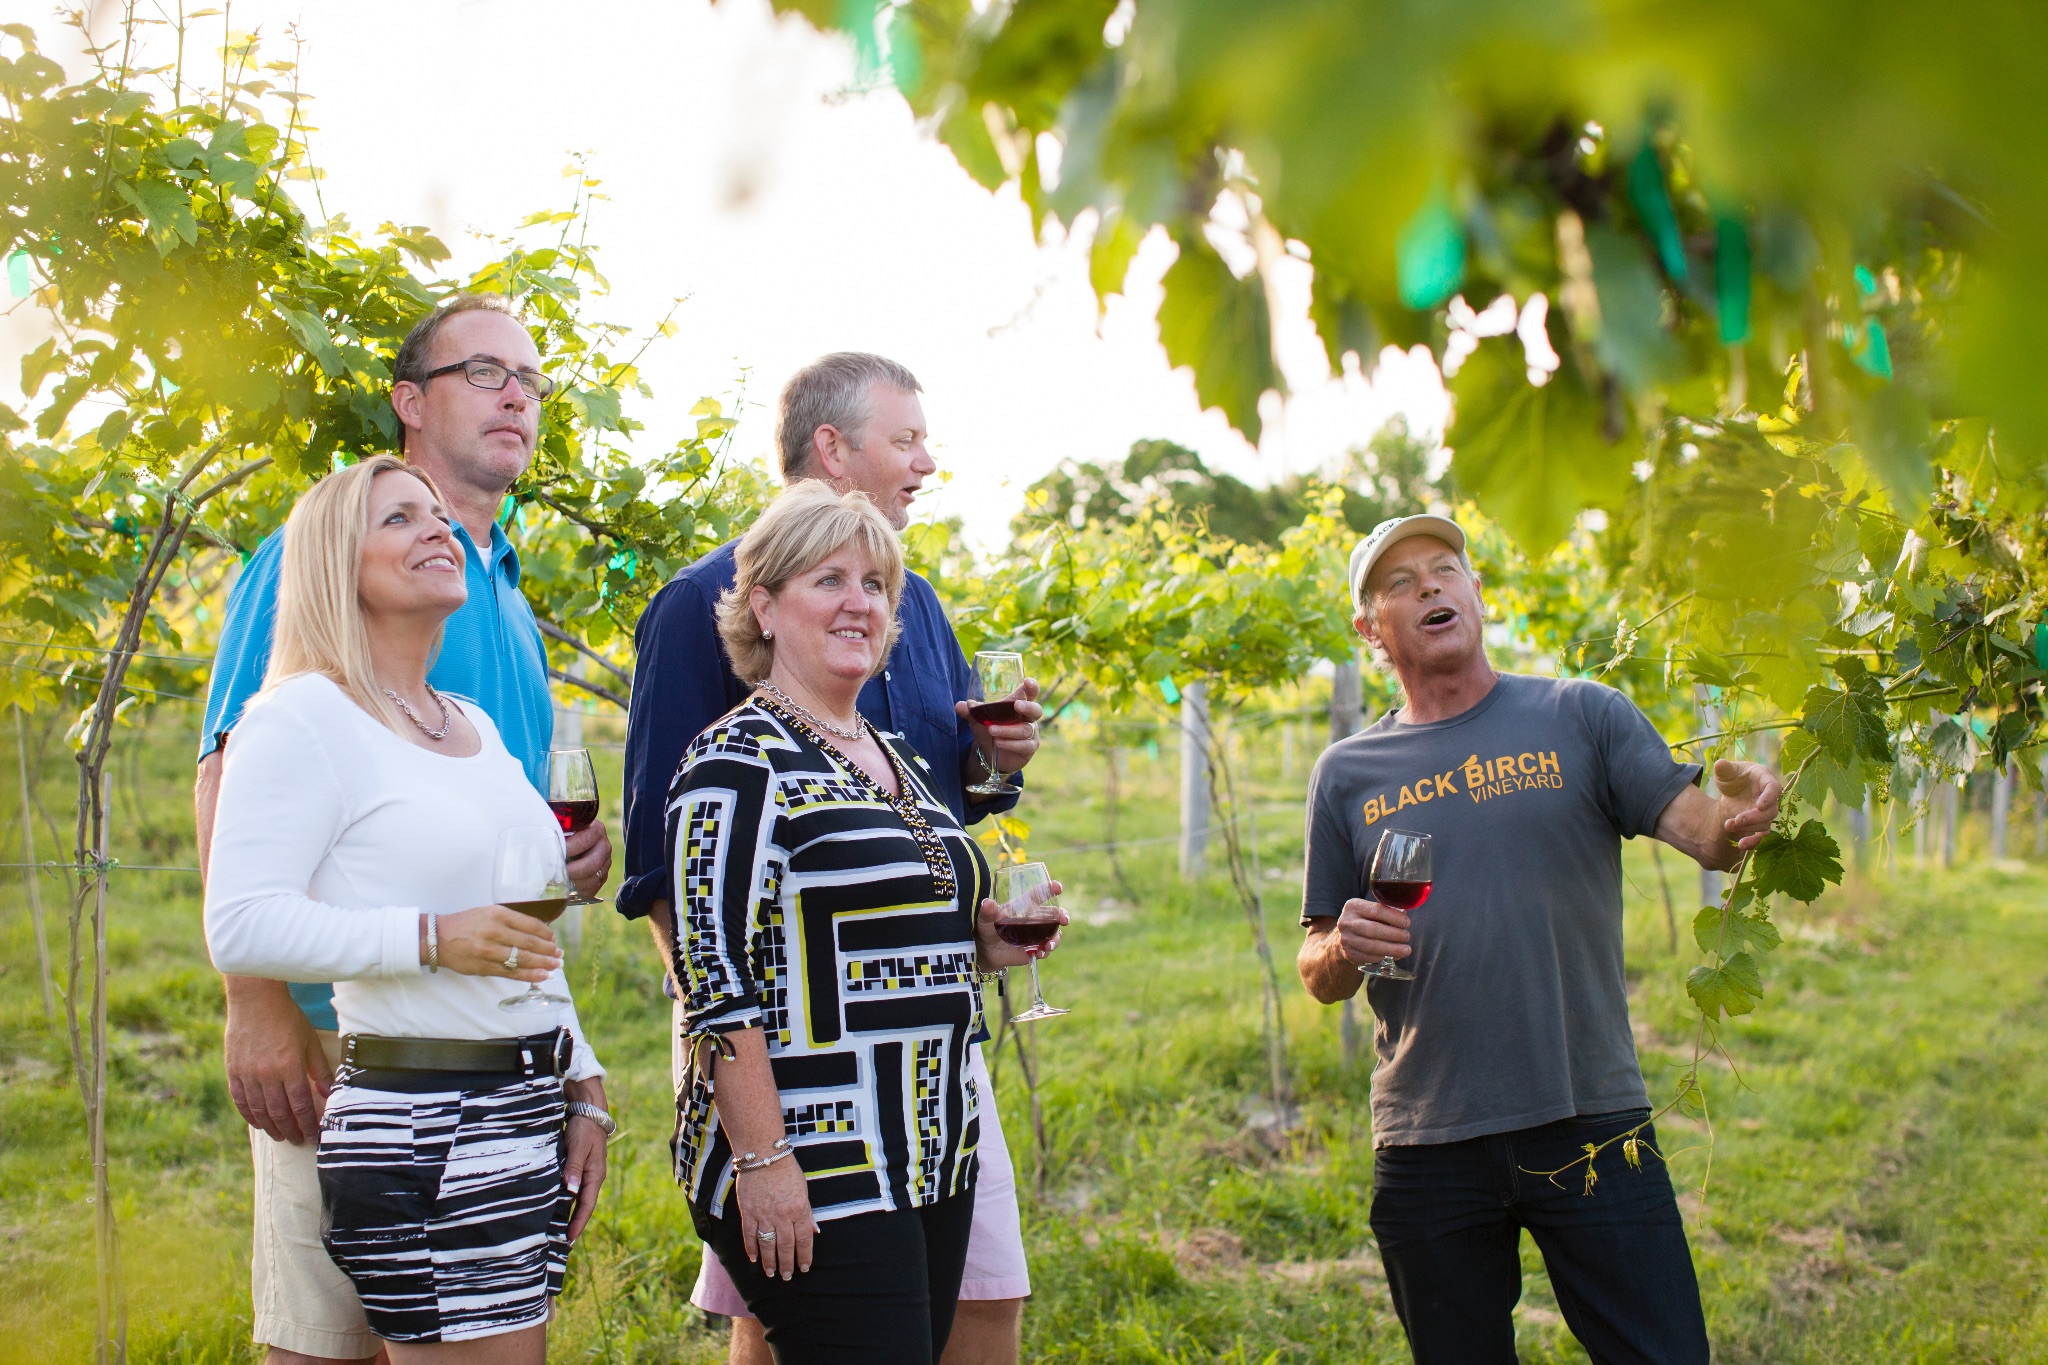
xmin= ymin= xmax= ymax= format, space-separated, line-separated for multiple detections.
xmin=418 ymin=358 xmax=557 ymax=401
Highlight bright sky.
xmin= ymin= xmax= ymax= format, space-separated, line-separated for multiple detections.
xmin=10 ymin=0 xmax=1450 ymax=552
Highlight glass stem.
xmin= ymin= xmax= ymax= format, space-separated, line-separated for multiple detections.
xmin=1028 ymin=958 xmax=1048 ymax=1010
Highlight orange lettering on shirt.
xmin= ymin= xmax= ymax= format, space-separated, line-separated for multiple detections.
xmin=1397 ymin=785 xmax=1417 ymax=810
xmin=1415 ymin=781 xmax=1435 ymax=803
xmin=1538 ymin=751 xmax=1560 ymax=774
xmin=1462 ymin=754 xmax=1487 ymax=790
xmin=1434 ymin=772 xmax=1457 ymax=798
xmin=1518 ymin=752 xmax=1538 ymax=775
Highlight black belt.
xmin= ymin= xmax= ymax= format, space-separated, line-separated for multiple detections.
xmin=342 ymin=1029 xmax=573 ymax=1078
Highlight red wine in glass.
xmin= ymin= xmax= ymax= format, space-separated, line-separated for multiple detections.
xmin=1371 ymin=879 xmax=1432 ymax=911
xmin=995 ymin=861 xmax=1068 ymax=1021
xmin=967 ymin=698 xmax=1026 ymax=726
xmin=967 ymin=652 xmax=1026 ymax=797
xmin=1367 ymin=828 xmax=1433 ymax=981
xmin=994 ymin=919 xmax=1060 ymax=948
xmin=546 ymin=748 xmax=600 ymax=903
xmin=549 ymin=799 xmax=599 ymax=834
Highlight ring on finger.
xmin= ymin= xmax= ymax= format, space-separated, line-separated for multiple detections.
xmin=505 ymin=945 xmax=520 ymax=970
xmin=756 ymin=1228 xmax=777 ymax=1243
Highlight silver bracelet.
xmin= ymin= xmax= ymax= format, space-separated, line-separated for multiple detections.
xmin=426 ymin=913 xmax=439 ymax=973
xmin=735 ymin=1137 xmax=793 ymax=1172
xmin=566 ymin=1100 xmax=617 ymax=1138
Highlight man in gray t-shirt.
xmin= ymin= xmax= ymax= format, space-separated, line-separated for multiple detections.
xmin=1297 ymin=514 xmax=1782 ymax=1365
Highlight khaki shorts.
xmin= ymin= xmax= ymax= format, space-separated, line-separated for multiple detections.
xmin=249 ymin=1030 xmax=381 ymax=1360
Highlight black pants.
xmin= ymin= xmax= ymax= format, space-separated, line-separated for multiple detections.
xmin=707 ymin=1192 xmax=976 ymax=1364
xmin=1369 ymin=1110 xmax=1710 ymax=1365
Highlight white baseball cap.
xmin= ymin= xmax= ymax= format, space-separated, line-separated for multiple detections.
xmin=1347 ymin=514 xmax=1469 ymax=607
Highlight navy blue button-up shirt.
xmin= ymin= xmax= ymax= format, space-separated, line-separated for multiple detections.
xmin=616 ymin=536 xmax=1019 ymax=921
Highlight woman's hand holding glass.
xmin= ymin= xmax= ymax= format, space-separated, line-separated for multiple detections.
xmin=422 ymin=904 xmax=561 ymax=981
xmin=975 ymin=876 xmax=1068 ymax=970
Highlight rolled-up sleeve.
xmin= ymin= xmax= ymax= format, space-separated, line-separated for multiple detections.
xmin=670 ymin=731 xmax=779 ymax=1037
xmin=619 ymin=574 xmax=745 ymax=919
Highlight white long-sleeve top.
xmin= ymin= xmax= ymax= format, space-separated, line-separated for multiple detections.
xmin=204 ymin=672 xmax=602 ymax=1080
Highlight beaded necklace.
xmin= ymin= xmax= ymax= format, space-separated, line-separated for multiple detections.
xmin=751 ymin=692 xmax=957 ymax=899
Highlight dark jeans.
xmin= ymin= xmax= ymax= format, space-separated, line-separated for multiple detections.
xmin=1369 ymin=1110 xmax=1709 ymax=1365
xmin=705 ymin=1192 xmax=976 ymax=1364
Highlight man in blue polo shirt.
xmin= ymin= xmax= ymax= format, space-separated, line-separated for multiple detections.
xmin=194 ymin=293 xmax=614 ymax=1365
xmin=621 ymin=352 xmax=1043 ymax=1365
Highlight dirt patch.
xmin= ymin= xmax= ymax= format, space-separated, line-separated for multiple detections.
xmin=1166 ymin=1227 xmax=1247 ymax=1277
xmin=1769 ymin=1224 xmax=1896 ymax=1311
xmin=1262 ymin=1248 xmax=1385 ymax=1286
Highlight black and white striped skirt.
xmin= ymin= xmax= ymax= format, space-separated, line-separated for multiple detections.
xmin=316 ymin=1066 xmax=569 ymax=1343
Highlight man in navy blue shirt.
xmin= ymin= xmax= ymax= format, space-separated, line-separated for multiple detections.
xmin=621 ymin=353 xmax=1041 ymax=1365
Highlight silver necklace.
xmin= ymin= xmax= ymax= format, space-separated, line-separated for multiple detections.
xmin=384 ymin=684 xmax=453 ymax=741
xmin=758 ymin=680 xmax=865 ymax=741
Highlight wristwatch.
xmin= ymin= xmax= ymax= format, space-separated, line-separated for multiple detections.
xmin=566 ymin=1101 xmax=618 ymax=1138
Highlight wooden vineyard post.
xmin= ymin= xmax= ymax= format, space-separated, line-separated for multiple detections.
xmin=1940 ymin=780 xmax=1958 ymax=868
xmin=1991 ymin=763 xmax=2012 ymax=860
xmin=1913 ymin=779 xmax=1928 ymax=867
xmin=1328 ymin=655 xmax=1361 ymax=744
xmin=1179 ymin=683 xmax=1210 ymax=880
xmin=14 ymin=707 xmax=55 ymax=1028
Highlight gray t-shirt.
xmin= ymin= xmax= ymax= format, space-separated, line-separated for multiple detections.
xmin=1302 ymin=673 xmax=1700 ymax=1146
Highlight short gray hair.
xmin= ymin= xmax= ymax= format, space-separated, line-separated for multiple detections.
xmin=776 ymin=352 xmax=923 ymax=481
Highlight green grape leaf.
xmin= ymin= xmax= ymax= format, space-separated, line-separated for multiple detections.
xmin=1448 ymin=338 xmax=1631 ymax=557
xmin=116 ymin=177 xmax=199 ymax=255
xmin=1586 ymin=223 xmax=1681 ymax=394
xmin=1157 ymin=232 xmax=1278 ymax=445
xmin=1692 ymin=903 xmax=1784 ymax=958
xmin=1751 ymin=819 xmax=1844 ymax=903
xmin=1089 ymin=207 xmax=1143 ymax=310
xmin=1308 ymin=265 xmax=1379 ymax=374
xmin=1800 ymin=680 xmax=1891 ymax=765
xmin=1686 ymin=649 xmax=1759 ymax=690
xmin=1686 ymin=952 xmax=1764 ymax=1019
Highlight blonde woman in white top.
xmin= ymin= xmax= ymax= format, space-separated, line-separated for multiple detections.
xmin=205 ymin=455 xmax=609 ymax=1362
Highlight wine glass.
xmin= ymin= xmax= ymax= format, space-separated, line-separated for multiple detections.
xmin=1366 ymin=828 xmax=1433 ymax=981
xmin=547 ymin=747 xmax=600 ymax=905
xmin=994 ymin=861 xmax=1068 ymax=1022
xmin=495 ymin=825 xmax=573 ymax=1013
xmin=966 ymin=651 xmax=1025 ymax=797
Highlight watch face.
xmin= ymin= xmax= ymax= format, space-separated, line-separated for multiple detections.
xmin=552 ymin=1030 xmax=575 ymax=1075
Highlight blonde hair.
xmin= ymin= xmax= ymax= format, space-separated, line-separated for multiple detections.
xmin=717 ymin=482 xmax=905 ymax=684
xmin=263 ymin=455 xmax=452 ymax=737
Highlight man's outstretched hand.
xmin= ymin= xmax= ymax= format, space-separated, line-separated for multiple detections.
xmin=1713 ymin=758 xmax=1783 ymax=851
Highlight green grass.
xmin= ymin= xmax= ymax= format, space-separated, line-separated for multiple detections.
xmin=4 ymin=709 xmax=2048 ymax=1362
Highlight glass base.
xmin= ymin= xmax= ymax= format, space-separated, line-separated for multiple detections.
xmin=1012 ymin=1002 xmax=1069 ymax=1022
xmin=499 ymin=988 xmax=572 ymax=1012
xmin=967 ymin=777 xmax=1021 ymax=797
xmin=1363 ymin=957 xmax=1414 ymax=981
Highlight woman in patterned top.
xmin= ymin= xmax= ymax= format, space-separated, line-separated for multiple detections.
xmin=666 ymin=482 xmax=1063 ymax=1363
